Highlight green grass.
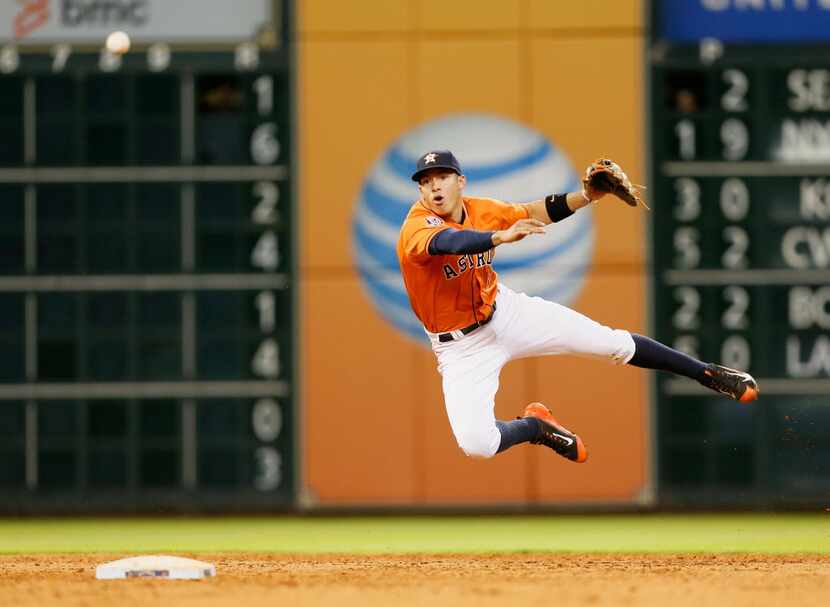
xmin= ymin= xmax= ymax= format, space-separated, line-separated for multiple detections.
xmin=1 ymin=514 xmax=829 ymax=555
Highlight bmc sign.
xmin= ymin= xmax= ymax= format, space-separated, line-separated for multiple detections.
xmin=5 ymin=0 xmax=271 ymax=42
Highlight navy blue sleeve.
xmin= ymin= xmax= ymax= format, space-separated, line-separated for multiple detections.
xmin=428 ymin=228 xmax=495 ymax=255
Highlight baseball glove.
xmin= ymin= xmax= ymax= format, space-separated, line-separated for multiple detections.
xmin=582 ymin=158 xmax=649 ymax=209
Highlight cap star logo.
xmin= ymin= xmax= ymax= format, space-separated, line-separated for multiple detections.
xmin=423 ymin=153 xmax=438 ymax=164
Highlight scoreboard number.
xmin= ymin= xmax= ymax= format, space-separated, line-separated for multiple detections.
xmin=719 ymin=178 xmax=750 ymax=221
xmin=675 ymin=119 xmax=696 ymax=160
xmin=250 ymin=122 xmax=280 ymax=165
xmin=721 ymin=68 xmax=749 ymax=112
xmin=235 ymin=42 xmax=260 ymax=71
xmin=252 ymin=181 xmax=280 ymax=224
xmin=99 ymin=48 xmax=122 ymax=72
xmin=673 ymin=286 xmax=701 ymax=331
xmin=0 ymin=45 xmax=19 ymax=74
xmin=674 ymin=178 xmax=702 ymax=221
xmin=255 ymin=291 xmax=276 ymax=333
xmin=147 ymin=43 xmax=172 ymax=72
xmin=722 ymin=286 xmax=750 ymax=330
xmin=722 ymin=226 xmax=749 ymax=269
xmin=51 ymin=44 xmax=71 ymax=72
xmin=673 ymin=227 xmax=701 ymax=269
xmin=252 ymin=337 xmax=280 ymax=379
xmin=720 ymin=118 xmax=749 ymax=160
xmin=254 ymin=447 xmax=281 ymax=491
xmin=251 ymin=230 xmax=280 ymax=271
xmin=252 ymin=398 xmax=283 ymax=442
xmin=254 ymin=75 xmax=274 ymax=116
xmin=721 ymin=335 xmax=751 ymax=371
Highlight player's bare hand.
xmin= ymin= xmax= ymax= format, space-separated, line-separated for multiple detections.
xmin=493 ymin=219 xmax=546 ymax=245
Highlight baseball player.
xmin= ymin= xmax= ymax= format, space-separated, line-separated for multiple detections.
xmin=396 ymin=150 xmax=759 ymax=462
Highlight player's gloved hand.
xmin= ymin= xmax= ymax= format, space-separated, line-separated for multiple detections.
xmin=583 ymin=158 xmax=649 ymax=209
xmin=492 ymin=218 xmax=546 ymax=246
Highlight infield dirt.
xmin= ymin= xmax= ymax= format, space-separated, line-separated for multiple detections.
xmin=1 ymin=553 xmax=828 ymax=606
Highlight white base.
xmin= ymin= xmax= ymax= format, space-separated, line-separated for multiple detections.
xmin=95 ymin=555 xmax=216 ymax=580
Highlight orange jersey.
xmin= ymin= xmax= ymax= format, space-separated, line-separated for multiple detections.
xmin=396 ymin=197 xmax=529 ymax=333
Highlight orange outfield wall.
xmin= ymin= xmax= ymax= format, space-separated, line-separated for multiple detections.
xmin=297 ymin=0 xmax=650 ymax=506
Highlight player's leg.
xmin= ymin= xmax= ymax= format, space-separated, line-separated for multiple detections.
xmin=627 ymin=334 xmax=758 ymax=402
xmin=495 ymin=286 xmax=636 ymax=363
xmin=435 ymin=292 xmax=585 ymax=463
xmin=436 ymin=333 xmax=547 ymax=457
xmin=495 ymin=285 xmax=758 ymax=402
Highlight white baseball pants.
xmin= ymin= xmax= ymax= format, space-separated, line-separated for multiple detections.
xmin=428 ymin=284 xmax=636 ymax=458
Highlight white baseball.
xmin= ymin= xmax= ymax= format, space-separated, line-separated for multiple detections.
xmin=105 ymin=31 xmax=131 ymax=55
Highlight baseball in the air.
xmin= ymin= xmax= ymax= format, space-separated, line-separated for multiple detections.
xmin=105 ymin=31 xmax=131 ymax=55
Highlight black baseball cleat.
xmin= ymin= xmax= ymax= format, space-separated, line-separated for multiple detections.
xmin=521 ymin=402 xmax=588 ymax=463
xmin=698 ymin=363 xmax=759 ymax=403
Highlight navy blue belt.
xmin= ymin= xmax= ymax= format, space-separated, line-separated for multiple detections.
xmin=437 ymin=302 xmax=497 ymax=343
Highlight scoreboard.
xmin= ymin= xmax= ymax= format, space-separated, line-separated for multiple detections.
xmin=0 ymin=3 xmax=295 ymax=512
xmin=651 ymin=3 xmax=830 ymax=506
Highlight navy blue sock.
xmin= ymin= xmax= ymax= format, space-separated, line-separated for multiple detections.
xmin=496 ymin=417 xmax=541 ymax=453
xmin=628 ymin=333 xmax=706 ymax=380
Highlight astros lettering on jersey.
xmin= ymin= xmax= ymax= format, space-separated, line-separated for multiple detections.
xmin=396 ymin=197 xmax=528 ymax=333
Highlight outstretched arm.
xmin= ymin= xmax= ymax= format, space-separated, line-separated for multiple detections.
xmin=521 ymin=190 xmax=598 ymax=226
xmin=428 ymin=218 xmax=547 ymax=255
xmin=430 ymin=188 xmax=599 ymax=256
xmin=519 ymin=159 xmax=646 ymax=226
xmin=428 ymin=228 xmax=496 ymax=255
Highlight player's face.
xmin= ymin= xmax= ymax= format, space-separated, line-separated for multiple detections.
xmin=418 ymin=169 xmax=466 ymax=220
